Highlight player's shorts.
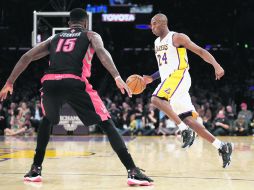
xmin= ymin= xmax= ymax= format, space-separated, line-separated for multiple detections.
xmin=40 ymin=74 xmax=111 ymax=126
xmin=152 ymin=69 xmax=196 ymax=116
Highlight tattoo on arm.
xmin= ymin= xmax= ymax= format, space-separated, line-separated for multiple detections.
xmin=88 ymin=31 xmax=120 ymax=78
xmin=7 ymin=39 xmax=50 ymax=84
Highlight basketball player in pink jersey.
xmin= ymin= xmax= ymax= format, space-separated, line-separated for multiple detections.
xmin=0 ymin=8 xmax=153 ymax=186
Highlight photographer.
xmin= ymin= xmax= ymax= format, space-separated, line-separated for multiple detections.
xmin=212 ymin=110 xmax=230 ymax=136
xmin=233 ymin=116 xmax=249 ymax=136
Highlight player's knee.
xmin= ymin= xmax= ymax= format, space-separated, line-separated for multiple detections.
xmin=151 ymin=96 xmax=159 ymax=106
xmin=100 ymin=119 xmax=115 ymax=131
xmin=184 ymin=116 xmax=204 ymax=129
xmin=183 ymin=117 xmax=193 ymax=126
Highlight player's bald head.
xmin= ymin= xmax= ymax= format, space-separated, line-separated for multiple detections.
xmin=152 ymin=13 xmax=168 ymax=25
xmin=151 ymin=13 xmax=169 ymax=37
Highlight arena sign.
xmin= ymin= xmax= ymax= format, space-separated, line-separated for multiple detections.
xmin=53 ymin=104 xmax=89 ymax=135
xmin=102 ymin=13 xmax=135 ymax=22
xmin=59 ymin=115 xmax=82 ymax=131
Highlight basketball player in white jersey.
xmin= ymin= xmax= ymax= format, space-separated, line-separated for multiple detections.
xmin=143 ymin=13 xmax=233 ymax=168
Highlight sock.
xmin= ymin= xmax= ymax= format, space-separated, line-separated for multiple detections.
xmin=212 ymin=139 xmax=223 ymax=149
xmin=177 ymin=122 xmax=188 ymax=131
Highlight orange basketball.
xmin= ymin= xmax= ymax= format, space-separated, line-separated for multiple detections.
xmin=126 ymin=74 xmax=146 ymax=95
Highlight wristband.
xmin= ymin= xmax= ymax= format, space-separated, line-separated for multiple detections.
xmin=151 ymin=71 xmax=160 ymax=81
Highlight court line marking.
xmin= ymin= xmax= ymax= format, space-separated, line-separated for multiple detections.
xmin=0 ymin=173 xmax=253 ymax=182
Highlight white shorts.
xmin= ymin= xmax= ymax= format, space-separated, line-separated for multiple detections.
xmin=170 ymin=71 xmax=196 ymax=115
xmin=152 ymin=70 xmax=196 ymax=115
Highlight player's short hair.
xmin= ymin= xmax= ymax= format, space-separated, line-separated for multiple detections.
xmin=70 ymin=8 xmax=88 ymax=23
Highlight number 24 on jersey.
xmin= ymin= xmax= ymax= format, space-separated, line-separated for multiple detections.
xmin=157 ymin=52 xmax=167 ymax=66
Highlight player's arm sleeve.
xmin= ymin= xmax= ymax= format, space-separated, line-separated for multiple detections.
xmin=87 ymin=31 xmax=120 ymax=79
xmin=6 ymin=39 xmax=50 ymax=84
xmin=150 ymin=71 xmax=161 ymax=81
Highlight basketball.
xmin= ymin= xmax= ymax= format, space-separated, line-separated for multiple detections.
xmin=126 ymin=74 xmax=146 ymax=95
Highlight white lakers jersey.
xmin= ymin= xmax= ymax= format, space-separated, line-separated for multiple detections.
xmin=154 ymin=31 xmax=189 ymax=81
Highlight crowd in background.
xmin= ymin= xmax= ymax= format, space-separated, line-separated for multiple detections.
xmin=0 ymin=0 xmax=253 ymax=137
xmin=0 ymin=82 xmax=253 ymax=137
xmin=0 ymin=43 xmax=254 ymax=137
xmin=101 ymin=89 xmax=254 ymax=136
xmin=0 ymin=99 xmax=42 ymax=136
xmin=0 ymin=50 xmax=254 ymax=137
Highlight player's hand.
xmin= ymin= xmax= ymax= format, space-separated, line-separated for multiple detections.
xmin=143 ymin=75 xmax=153 ymax=84
xmin=115 ymin=76 xmax=132 ymax=97
xmin=214 ymin=64 xmax=224 ymax=80
xmin=0 ymin=82 xmax=13 ymax=102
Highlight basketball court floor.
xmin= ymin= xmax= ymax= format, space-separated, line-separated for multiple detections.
xmin=0 ymin=135 xmax=253 ymax=190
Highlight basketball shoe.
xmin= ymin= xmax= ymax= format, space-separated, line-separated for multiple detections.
xmin=219 ymin=142 xmax=233 ymax=168
xmin=24 ymin=165 xmax=42 ymax=182
xmin=127 ymin=167 xmax=153 ymax=186
xmin=181 ymin=128 xmax=196 ymax=148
